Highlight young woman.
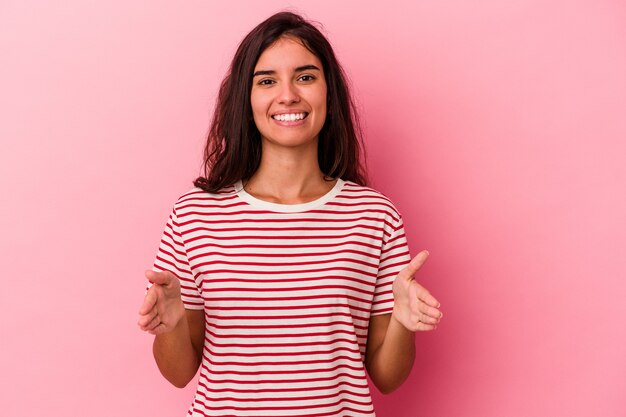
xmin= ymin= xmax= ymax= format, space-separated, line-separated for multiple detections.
xmin=138 ymin=11 xmax=442 ymax=417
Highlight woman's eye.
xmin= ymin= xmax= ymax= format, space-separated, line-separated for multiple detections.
xmin=298 ymin=75 xmax=315 ymax=82
xmin=258 ymin=79 xmax=275 ymax=86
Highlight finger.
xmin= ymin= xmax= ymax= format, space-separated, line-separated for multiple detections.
xmin=416 ymin=311 xmax=440 ymax=325
xmin=138 ymin=289 xmax=158 ymax=315
xmin=137 ymin=308 xmax=158 ymax=328
xmin=145 ymin=269 xmax=174 ymax=286
xmin=139 ymin=314 xmax=158 ymax=331
xmin=414 ymin=284 xmax=440 ymax=308
xmin=418 ymin=303 xmax=443 ymax=320
xmin=148 ymin=322 xmax=168 ymax=336
xmin=415 ymin=321 xmax=438 ymax=331
xmin=144 ymin=313 xmax=162 ymax=332
xmin=398 ymin=250 xmax=429 ymax=280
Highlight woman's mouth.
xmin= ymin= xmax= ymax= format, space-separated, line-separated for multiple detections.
xmin=271 ymin=112 xmax=309 ymax=122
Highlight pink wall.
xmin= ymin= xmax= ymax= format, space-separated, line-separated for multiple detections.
xmin=1 ymin=1 xmax=624 ymax=416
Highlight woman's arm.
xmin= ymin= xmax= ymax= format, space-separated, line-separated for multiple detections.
xmin=153 ymin=309 xmax=205 ymax=388
xmin=364 ymin=313 xmax=415 ymax=393
xmin=139 ymin=270 xmax=205 ymax=388
xmin=364 ymin=250 xmax=442 ymax=393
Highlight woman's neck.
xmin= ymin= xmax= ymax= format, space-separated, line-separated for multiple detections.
xmin=243 ymin=142 xmax=335 ymax=205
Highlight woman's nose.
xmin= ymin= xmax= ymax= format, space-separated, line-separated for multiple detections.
xmin=277 ymin=82 xmax=300 ymax=104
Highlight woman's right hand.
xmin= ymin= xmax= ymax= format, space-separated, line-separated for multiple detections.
xmin=138 ymin=270 xmax=186 ymax=335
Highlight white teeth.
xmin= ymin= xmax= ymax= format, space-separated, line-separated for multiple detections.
xmin=273 ymin=113 xmax=306 ymax=122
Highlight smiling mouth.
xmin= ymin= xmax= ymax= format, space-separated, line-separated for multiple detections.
xmin=271 ymin=112 xmax=309 ymax=122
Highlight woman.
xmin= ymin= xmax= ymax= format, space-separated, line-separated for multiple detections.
xmin=138 ymin=11 xmax=442 ymax=416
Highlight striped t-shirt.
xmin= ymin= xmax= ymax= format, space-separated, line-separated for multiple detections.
xmin=151 ymin=178 xmax=411 ymax=416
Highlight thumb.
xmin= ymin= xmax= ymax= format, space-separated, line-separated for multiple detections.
xmin=145 ymin=269 xmax=175 ymax=286
xmin=398 ymin=250 xmax=429 ymax=281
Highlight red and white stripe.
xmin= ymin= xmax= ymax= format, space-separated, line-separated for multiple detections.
xmin=151 ymin=179 xmax=411 ymax=416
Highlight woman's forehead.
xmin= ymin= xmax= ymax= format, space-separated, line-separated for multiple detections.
xmin=254 ymin=37 xmax=322 ymax=72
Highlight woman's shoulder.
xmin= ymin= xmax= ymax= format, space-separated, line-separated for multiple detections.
xmin=341 ymin=180 xmax=399 ymax=206
xmin=340 ymin=180 xmax=403 ymax=221
xmin=170 ymin=183 xmax=239 ymax=211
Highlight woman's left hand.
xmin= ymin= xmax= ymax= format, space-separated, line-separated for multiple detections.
xmin=392 ymin=250 xmax=443 ymax=332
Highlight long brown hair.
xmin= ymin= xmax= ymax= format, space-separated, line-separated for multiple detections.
xmin=194 ymin=11 xmax=368 ymax=193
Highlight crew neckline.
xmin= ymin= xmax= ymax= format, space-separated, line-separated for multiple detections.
xmin=234 ymin=178 xmax=344 ymax=213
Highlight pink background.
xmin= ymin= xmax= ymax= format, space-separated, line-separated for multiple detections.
xmin=1 ymin=1 xmax=625 ymax=416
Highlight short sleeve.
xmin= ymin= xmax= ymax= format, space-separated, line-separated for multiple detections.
xmin=370 ymin=214 xmax=411 ymax=316
xmin=148 ymin=206 xmax=204 ymax=310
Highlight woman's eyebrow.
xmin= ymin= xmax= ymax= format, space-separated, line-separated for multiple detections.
xmin=253 ymin=64 xmax=321 ymax=77
xmin=294 ymin=64 xmax=321 ymax=72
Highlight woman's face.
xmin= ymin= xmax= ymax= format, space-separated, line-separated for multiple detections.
xmin=250 ymin=36 xmax=327 ymax=150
